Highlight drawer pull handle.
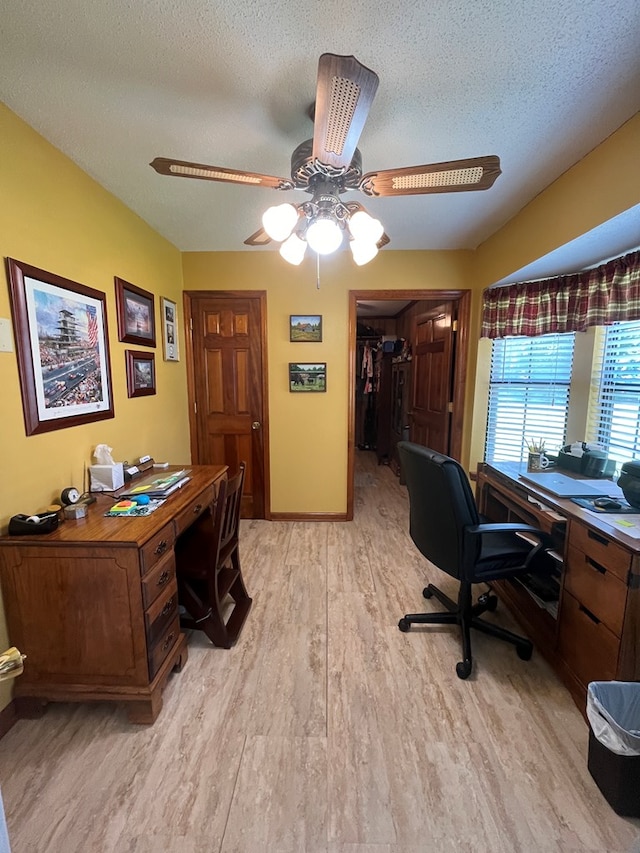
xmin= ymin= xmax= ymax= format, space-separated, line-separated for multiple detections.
xmin=192 ymin=503 xmax=203 ymax=514
xmin=162 ymin=631 xmax=175 ymax=651
xmin=579 ymin=604 xmax=600 ymax=625
xmin=161 ymin=597 xmax=175 ymax=617
xmin=154 ymin=540 xmax=168 ymax=556
xmin=156 ymin=570 xmax=171 ymax=587
xmin=587 ymin=530 xmax=609 ymax=547
xmin=586 ymin=557 xmax=606 ymax=575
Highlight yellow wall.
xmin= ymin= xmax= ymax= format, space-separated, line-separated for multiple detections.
xmin=0 ymin=104 xmax=189 ymax=708
xmin=182 ymin=249 xmax=474 ymax=513
xmin=469 ymin=112 xmax=640 ymax=465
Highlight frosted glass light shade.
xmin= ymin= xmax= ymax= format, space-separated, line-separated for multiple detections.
xmin=262 ymin=203 xmax=298 ymax=242
xmin=350 ymin=239 xmax=379 ymax=266
xmin=279 ymin=233 xmax=307 ymax=265
xmin=348 ymin=210 xmax=384 ymax=244
xmin=306 ymin=218 xmax=343 ymax=255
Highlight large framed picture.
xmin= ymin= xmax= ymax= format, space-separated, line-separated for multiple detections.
xmin=125 ymin=350 xmax=156 ymax=397
xmin=290 ymin=314 xmax=322 ymax=342
xmin=6 ymin=258 xmax=115 ymax=435
xmin=289 ymin=362 xmax=327 ymax=392
xmin=161 ymin=297 xmax=179 ymax=361
xmin=114 ymin=277 xmax=156 ymax=347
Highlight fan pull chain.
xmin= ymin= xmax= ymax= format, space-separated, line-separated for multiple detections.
xmin=316 ymin=252 xmax=321 ymax=289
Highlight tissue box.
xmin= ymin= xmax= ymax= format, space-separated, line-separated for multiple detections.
xmin=89 ymin=463 xmax=124 ymax=491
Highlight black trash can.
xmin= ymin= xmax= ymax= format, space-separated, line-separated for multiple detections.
xmin=587 ymin=681 xmax=640 ymax=817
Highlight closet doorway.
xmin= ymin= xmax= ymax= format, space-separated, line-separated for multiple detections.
xmin=347 ymin=289 xmax=471 ymax=520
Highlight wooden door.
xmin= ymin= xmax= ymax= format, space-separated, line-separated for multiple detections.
xmin=186 ymin=292 xmax=268 ymax=518
xmin=410 ymin=301 xmax=455 ymax=455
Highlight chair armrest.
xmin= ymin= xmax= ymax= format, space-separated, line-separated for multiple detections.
xmin=466 ymin=522 xmax=555 ymax=549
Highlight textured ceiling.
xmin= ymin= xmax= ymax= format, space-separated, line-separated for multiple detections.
xmin=1 ymin=0 xmax=639 ymax=269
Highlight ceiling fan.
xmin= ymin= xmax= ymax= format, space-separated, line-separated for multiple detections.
xmin=150 ymin=53 xmax=501 ymax=266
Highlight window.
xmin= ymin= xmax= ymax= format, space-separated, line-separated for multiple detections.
xmin=587 ymin=320 xmax=640 ymax=465
xmin=485 ymin=333 xmax=576 ymax=462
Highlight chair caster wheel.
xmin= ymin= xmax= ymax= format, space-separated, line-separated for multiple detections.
xmin=398 ymin=618 xmax=411 ymax=632
xmin=456 ymin=659 xmax=472 ymax=679
xmin=517 ymin=642 xmax=533 ymax=661
xmin=477 ymin=592 xmax=498 ymax=612
xmin=423 ymin=586 xmax=434 ymax=599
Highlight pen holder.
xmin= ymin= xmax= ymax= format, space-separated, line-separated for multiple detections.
xmin=527 ymin=452 xmax=550 ymax=472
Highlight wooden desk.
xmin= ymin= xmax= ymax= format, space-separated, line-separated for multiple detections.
xmin=0 ymin=465 xmax=227 ymax=724
xmin=477 ymin=462 xmax=640 ymax=712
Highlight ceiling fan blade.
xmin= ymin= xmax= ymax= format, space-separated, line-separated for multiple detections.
xmin=150 ymin=157 xmax=292 ymax=190
xmin=312 ymin=54 xmax=379 ymax=172
xmin=359 ymin=155 xmax=501 ymax=197
xmin=243 ymin=227 xmax=273 ymax=247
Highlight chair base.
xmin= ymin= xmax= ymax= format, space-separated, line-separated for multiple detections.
xmin=398 ymin=581 xmax=533 ymax=679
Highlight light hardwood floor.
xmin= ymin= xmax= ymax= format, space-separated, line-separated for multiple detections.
xmin=1 ymin=451 xmax=639 ymax=852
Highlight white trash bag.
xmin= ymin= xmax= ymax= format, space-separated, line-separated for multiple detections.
xmin=587 ymin=681 xmax=640 ymax=757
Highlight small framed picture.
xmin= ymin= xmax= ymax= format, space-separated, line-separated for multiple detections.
xmin=126 ymin=350 xmax=156 ymax=397
xmin=290 ymin=314 xmax=322 ymax=342
xmin=115 ymin=277 xmax=156 ymax=347
xmin=289 ymin=362 xmax=326 ymax=392
xmin=161 ymin=297 xmax=180 ymax=361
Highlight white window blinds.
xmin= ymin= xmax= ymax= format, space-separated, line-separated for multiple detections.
xmin=485 ymin=333 xmax=575 ymax=462
xmin=587 ymin=320 xmax=640 ymax=464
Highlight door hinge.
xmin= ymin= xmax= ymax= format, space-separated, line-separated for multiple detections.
xmin=628 ymin=570 xmax=640 ymax=590
xmin=452 ymin=319 xmax=458 ymax=332
xmin=189 ymin=317 xmax=193 ymax=331
xmin=448 ymin=402 xmax=454 ymax=413
xmin=193 ymin=401 xmax=197 ymax=414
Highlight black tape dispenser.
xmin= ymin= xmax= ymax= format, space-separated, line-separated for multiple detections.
xmin=8 ymin=512 xmax=59 ymax=535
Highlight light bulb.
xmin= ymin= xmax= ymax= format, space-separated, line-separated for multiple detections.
xmin=306 ymin=217 xmax=343 ymax=255
xmin=262 ymin=203 xmax=298 ymax=242
xmin=348 ymin=210 xmax=384 ymax=244
xmin=279 ymin=233 xmax=307 ymax=265
xmin=350 ymin=239 xmax=379 ymax=266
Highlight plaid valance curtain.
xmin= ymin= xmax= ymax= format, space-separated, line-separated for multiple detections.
xmin=481 ymin=250 xmax=640 ymax=339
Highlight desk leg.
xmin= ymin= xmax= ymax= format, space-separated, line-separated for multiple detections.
xmin=127 ymin=691 xmax=163 ymax=725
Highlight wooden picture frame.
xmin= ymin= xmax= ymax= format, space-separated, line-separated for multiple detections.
xmin=6 ymin=257 xmax=115 ymax=435
xmin=289 ymin=362 xmax=327 ymax=392
xmin=290 ymin=315 xmax=322 ymax=342
xmin=115 ymin=277 xmax=156 ymax=347
xmin=126 ymin=350 xmax=156 ymax=397
xmin=161 ymin=297 xmax=179 ymax=361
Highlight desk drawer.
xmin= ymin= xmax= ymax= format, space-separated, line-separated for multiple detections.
xmin=145 ymin=581 xmax=178 ymax=647
xmin=148 ymin=615 xmax=180 ymax=681
xmin=570 ymin=521 xmax=631 ymax=583
xmin=558 ymin=591 xmax=619 ymax=686
xmin=173 ymin=486 xmax=214 ymax=538
xmin=140 ymin=522 xmax=176 ymax=576
xmin=141 ymin=551 xmax=176 ymax=608
xmin=565 ymin=544 xmax=627 ymax=636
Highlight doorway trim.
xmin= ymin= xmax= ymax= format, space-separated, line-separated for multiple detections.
xmin=347 ymin=288 xmax=471 ymax=520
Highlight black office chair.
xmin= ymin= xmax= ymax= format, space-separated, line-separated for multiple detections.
xmin=397 ymin=442 xmax=554 ymax=679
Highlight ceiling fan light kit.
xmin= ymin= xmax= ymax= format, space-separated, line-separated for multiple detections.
xmin=151 ymin=53 xmax=501 ymax=268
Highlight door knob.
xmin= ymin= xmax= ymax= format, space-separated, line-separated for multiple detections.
xmin=251 ymin=421 xmax=261 ymax=430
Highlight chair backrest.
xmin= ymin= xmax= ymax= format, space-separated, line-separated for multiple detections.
xmin=397 ymin=441 xmax=480 ymax=580
xmin=218 ymin=462 xmax=246 ymax=562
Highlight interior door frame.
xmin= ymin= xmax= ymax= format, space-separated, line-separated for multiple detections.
xmin=348 ymin=288 xmax=471 ymax=520
xmin=183 ymin=290 xmax=271 ymax=519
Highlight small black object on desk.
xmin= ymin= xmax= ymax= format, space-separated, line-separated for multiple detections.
xmin=8 ymin=512 xmax=59 ymax=535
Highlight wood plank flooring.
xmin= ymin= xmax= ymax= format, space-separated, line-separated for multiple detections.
xmin=1 ymin=451 xmax=639 ymax=852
